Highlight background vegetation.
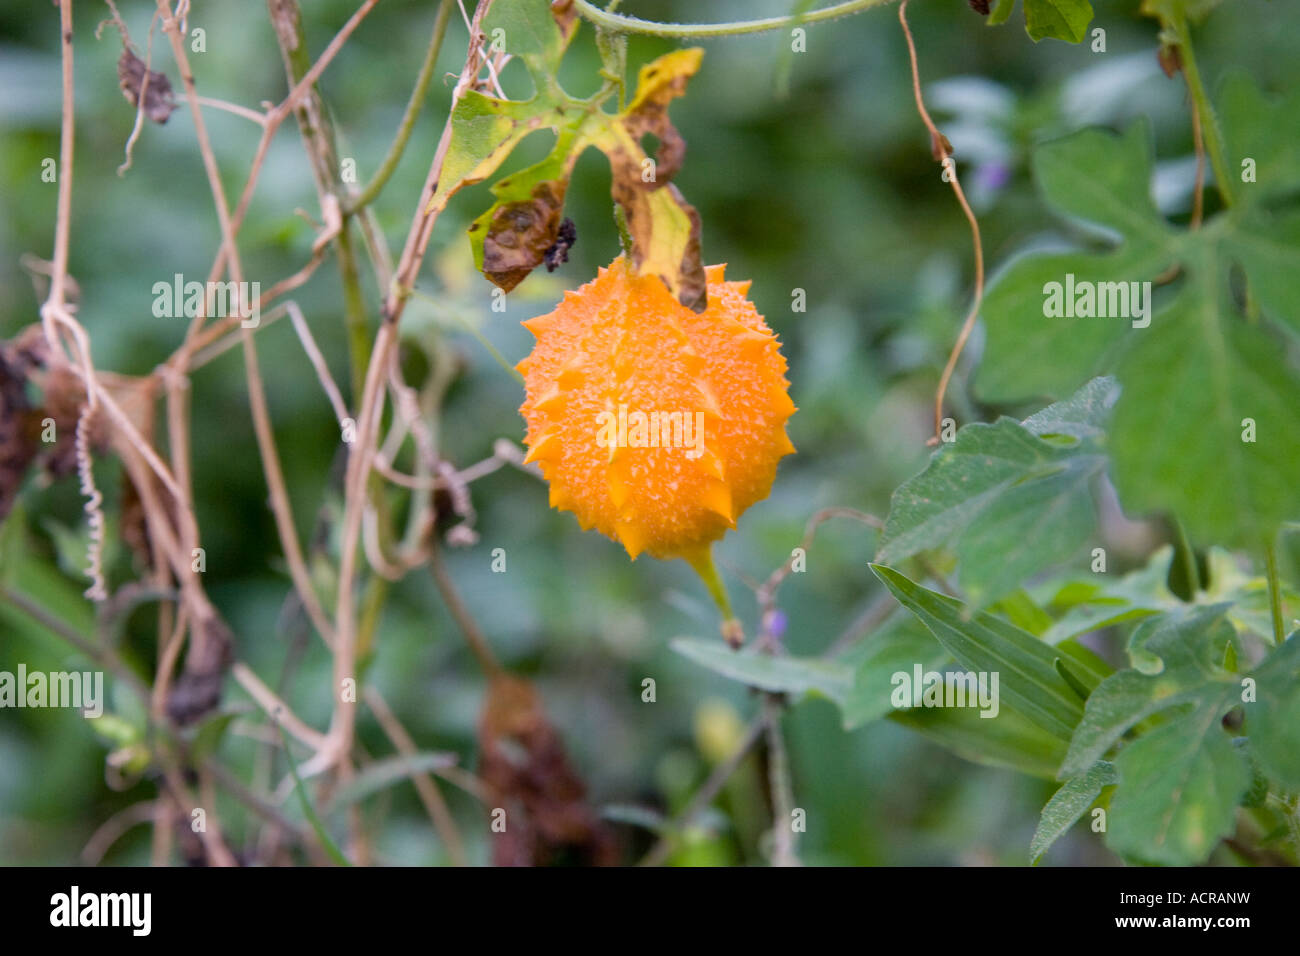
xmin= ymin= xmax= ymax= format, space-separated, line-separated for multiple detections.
xmin=1 ymin=0 xmax=1296 ymax=866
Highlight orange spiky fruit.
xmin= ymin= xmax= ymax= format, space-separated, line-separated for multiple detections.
xmin=516 ymin=256 xmax=796 ymax=569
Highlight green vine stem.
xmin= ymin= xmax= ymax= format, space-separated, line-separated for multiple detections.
xmin=572 ymin=0 xmax=891 ymax=39
xmin=345 ymin=0 xmax=456 ymax=215
xmin=1264 ymin=536 xmax=1286 ymax=645
xmin=1167 ymin=7 xmax=1236 ymax=209
xmin=687 ymin=545 xmax=744 ymax=647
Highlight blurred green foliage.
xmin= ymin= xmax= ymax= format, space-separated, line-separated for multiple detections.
xmin=1 ymin=0 xmax=1296 ymax=866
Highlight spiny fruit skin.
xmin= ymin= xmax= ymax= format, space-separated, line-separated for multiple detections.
xmin=517 ymin=256 xmax=796 ymax=562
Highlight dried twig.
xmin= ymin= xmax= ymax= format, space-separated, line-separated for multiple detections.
xmin=364 ymin=687 xmax=469 ymax=866
xmin=898 ymin=0 xmax=985 ymax=445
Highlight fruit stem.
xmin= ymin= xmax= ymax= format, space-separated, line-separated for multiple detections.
xmin=687 ymin=546 xmax=744 ymax=648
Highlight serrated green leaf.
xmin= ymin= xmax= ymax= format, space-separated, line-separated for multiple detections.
xmin=1024 ymin=0 xmax=1094 ymax=43
xmin=1021 ymin=375 xmax=1119 ymax=440
xmin=1233 ymin=737 xmax=1271 ymax=809
xmin=1034 ymin=125 xmax=1169 ymax=244
xmin=1109 ymin=264 xmax=1300 ymax=547
xmin=671 ymin=638 xmax=853 ymax=704
xmin=871 ymin=565 xmax=1085 ymax=740
xmin=1245 ymin=632 xmax=1300 ymax=790
xmin=1060 ymin=606 xmax=1261 ymax=864
xmin=1218 ymin=70 xmax=1300 ymax=206
xmin=977 ymin=99 xmax=1300 ymax=549
xmin=1109 ymin=712 xmax=1247 ymax=865
xmin=1030 ymin=760 xmax=1116 ymax=863
xmin=978 ymin=249 xmax=1171 ymax=400
xmin=1223 ymin=209 xmax=1300 ymax=336
xmin=1061 ymin=605 xmax=1238 ymax=775
xmin=986 ymin=0 xmax=1094 ymax=43
xmin=877 ymin=380 xmax=1112 ymax=607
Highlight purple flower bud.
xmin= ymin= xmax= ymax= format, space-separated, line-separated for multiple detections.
xmin=769 ymin=608 xmax=788 ymax=640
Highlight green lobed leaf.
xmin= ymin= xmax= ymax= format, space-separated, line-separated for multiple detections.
xmin=1021 ymin=374 xmax=1119 ymax=441
xmin=976 ymin=249 xmax=1169 ymax=401
xmin=985 ymin=0 xmax=1095 ymax=43
xmin=1223 ymin=209 xmax=1300 ymax=337
xmin=428 ymin=94 xmax=560 ymax=216
xmin=1218 ymin=70 xmax=1300 ymax=207
xmin=1109 ymin=262 xmax=1300 ymax=547
xmin=1109 ymin=714 xmax=1247 ymax=865
xmin=976 ymin=96 xmax=1300 ymax=549
xmin=1244 ymin=632 xmax=1300 ymax=791
xmin=1024 ymin=0 xmax=1095 ymax=43
xmin=876 ymin=379 xmax=1113 ymax=608
xmin=428 ymin=1 xmax=707 ymax=304
xmin=1059 ymin=605 xmax=1263 ymax=865
xmin=1033 ymin=125 xmax=1169 ymax=245
xmin=483 ymin=0 xmax=577 ymax=80
xmin=1061 ymin=605 xmax=1239 ymax=775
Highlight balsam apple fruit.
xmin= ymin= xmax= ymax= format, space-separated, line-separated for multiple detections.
xmin=517 ymin=256 xmax=796 ymax=577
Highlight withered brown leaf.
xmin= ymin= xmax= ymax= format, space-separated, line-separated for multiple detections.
xmin=167 ymin=612 xmax=235 ymax=726
xmin=479 ymin=675 xmax=618 ymax=866
xmin=0 ymin=340 xmax=41 ymax=521
xmin=118 ymin=47 xmax=176 ymax=124
xmin=479 ymin=180 xmax=568 ymax=293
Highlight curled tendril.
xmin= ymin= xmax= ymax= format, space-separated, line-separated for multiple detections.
xmin=75 ymin=403 xmax=108 ymax=603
